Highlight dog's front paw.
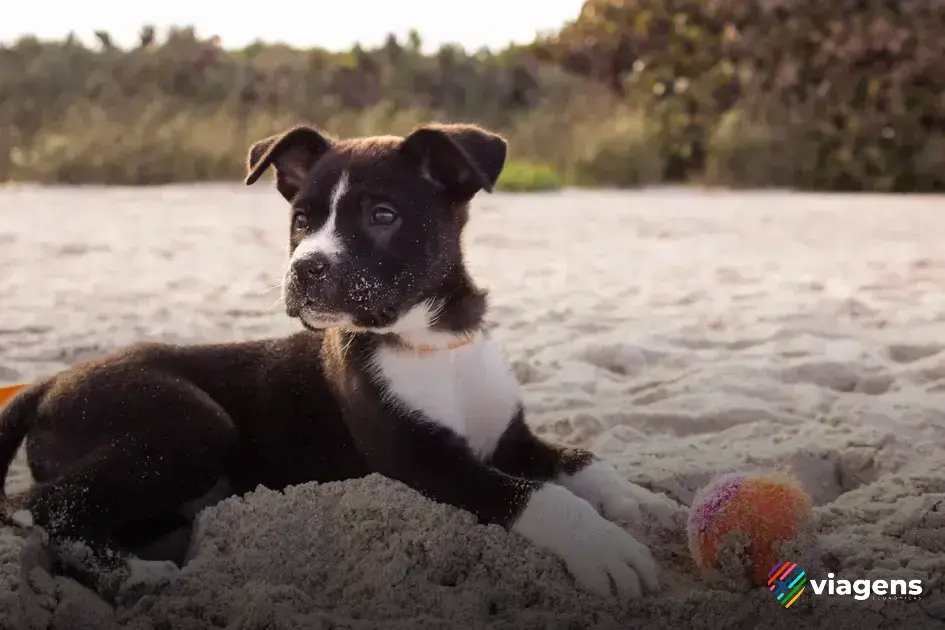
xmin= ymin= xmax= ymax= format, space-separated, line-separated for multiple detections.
xmin=562 ymin=461 xmax=684 ymax=530
xmin=116 ymin=558 xmax=180 ymax=606
xmin=512 ymin=484 xmax=659 ymax=598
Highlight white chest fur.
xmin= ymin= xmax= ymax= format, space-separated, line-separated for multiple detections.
xmin=369 ymin=334 xmax=521 ymax=458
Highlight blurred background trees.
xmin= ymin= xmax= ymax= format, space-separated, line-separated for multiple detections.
xmin=1 ymin=0 xmax=941 ymax=191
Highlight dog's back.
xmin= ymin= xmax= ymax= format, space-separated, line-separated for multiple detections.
xmin=4 ymin=332 xmax=367 ymax=490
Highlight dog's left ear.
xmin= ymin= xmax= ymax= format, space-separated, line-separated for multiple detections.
xmin=401 ymin=123 xmax=507 ymax=200
xmin=245 ymin=125 xmax=333 ymax=202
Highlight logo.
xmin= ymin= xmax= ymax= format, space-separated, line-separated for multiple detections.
xmin=809 ymin=573 xmax=923 ymax=601
xmin=769 ymin=564 xmax=924 ymax=607
xmin=769 ymin=561 xmax=807 ymax=609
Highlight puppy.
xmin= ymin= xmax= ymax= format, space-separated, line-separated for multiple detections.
xmin=0 ymin=123 xmax=677 ymax=603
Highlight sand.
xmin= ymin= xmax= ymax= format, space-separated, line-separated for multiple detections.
xmin=1 ymin=185 xmax=944 ymax=629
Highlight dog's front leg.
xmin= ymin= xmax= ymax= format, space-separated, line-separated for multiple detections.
xmin=488 ymin=411 xmax=683 ymax=530
xmin=344 ymin=409 xmax=659 ymax=598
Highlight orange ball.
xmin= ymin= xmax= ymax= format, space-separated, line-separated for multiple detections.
xmin=687 ymin=472 xmax=814 ymax=587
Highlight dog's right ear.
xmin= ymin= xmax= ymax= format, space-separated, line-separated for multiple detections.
xmin=401 ymin=123 xmax=507 ymax=201
xmin=245 ymin=126 xmax=333 ymax=202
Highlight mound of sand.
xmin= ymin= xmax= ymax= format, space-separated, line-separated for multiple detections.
xmin=2 ymin=187 xmax=945 ymax=628
xmin=4 ymin=471 xmax=944 ymax=629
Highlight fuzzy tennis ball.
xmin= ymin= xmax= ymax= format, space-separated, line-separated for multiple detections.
xmin=687 ymin=471 xmax=815 ymax=591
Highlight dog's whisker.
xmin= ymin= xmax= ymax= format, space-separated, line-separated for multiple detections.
xmin=258 ymin=284 xmax=283 ymax=297
xmin=340 ymin=333 xmax=357 ymax=363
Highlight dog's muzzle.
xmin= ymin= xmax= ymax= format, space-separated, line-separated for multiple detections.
xmin=283 ymin=255 xmax=402 ymax=329
xmin=291 ymin=254 xmax=331 ymax=283
xmin=283 ymin=254 xmax=336 ymax=319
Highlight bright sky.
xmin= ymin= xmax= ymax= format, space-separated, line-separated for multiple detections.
xmin=0 ymin=1 xmax=585 ymax=52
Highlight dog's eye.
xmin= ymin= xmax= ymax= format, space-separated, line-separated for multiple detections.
xmin=369 ymin=205 xmax=398 ymax=226
xmin=292 ymin=212 xmax=309 ymax=230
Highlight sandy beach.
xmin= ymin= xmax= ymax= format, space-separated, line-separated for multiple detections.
xmin=1 ymin=185 xmax=944 ymax=629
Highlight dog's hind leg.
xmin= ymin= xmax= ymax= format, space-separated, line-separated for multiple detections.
xmin=20 ymin=379 xmax=238 ymax=603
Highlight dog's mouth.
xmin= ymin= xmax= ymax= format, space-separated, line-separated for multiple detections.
xmin=282 ymin=267 xmax=406 ymax=331
xmin=299 ymin=312 xmax=349 ymax=329
xmin=294 ymin=301 xmax=402 ymax=332
xmin=295 ymin=302 xmax=349 ymax=328
xmin=283 ymin=271 xmax=416 ymax=333
xmin=350 ymin=307 xmax=400 ymax=329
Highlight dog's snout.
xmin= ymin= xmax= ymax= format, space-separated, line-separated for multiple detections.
xmin=293 ymin=255 xmax=331 ymax=280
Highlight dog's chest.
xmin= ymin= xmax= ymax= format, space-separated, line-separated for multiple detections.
xmin=370 ymin=336 xmax=520 ymax=458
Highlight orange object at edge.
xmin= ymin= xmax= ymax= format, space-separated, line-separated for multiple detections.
xmin=0 ymin=384 xmax=27 ymax=408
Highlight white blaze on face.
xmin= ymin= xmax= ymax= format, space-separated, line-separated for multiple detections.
xmin=290 ymin=170 xmax=349 ymax=263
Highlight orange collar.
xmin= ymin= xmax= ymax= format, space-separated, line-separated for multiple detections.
xmin=395 ymin=334 xmax=476 ymax=356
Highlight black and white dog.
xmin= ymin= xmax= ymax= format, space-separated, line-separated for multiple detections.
xmin=0 ymin=123 xmax=678 ymax=603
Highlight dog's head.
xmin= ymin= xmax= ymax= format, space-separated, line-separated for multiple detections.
xmin=245 ymin=123 xmax=506 ymax=336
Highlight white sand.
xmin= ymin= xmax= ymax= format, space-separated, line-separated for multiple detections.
xmin=1 ymin=185 xmax=944 ymax=629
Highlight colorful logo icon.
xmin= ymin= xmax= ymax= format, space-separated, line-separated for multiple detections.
xmin=769 ymin=561 xmax=806 ymax=608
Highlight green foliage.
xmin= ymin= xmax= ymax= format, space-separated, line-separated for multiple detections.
xmin=534 ymin=0 xmax=738 ymax=182
xmin=535 ymin=0 xmax=945 ymax=192
xmin=1 ymin=3 xmax=942 ymax=192
xmin=0 ymin=29 xmax=631 ymax=188
xmin=496 ymin=161 xmax=563 ymax=192
xmin=702 ymin=107 xmax=818 ymax=189
xmin=573 ymin=110 xmax=665 ymax=187
xmin=714 ymin=0 xmax=945 ymax=192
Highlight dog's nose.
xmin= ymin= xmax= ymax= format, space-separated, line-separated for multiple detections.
xmin=293 ymin=255 xmax=330 ymax=280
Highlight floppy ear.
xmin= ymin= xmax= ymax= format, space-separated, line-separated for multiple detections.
xmin=245 ymin=125 xmax=333 ymax=202
xmin=400 ymin=123 xmax=507 ymax=200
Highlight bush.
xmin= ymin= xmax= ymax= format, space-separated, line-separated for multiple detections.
xmin=0 ymin=29 xmax=600 ymax=185
xmin=714 ymin=0 xmax=945 ymax=192
xmin=535 ymin=0 xmax=945 ymax=192
xmin=702 ymin=108 xmax=818 ymax=189
xmin=496 ymin=161 xmax=563 ymax=192
xmin=573 ymin=112 xmax=665 ymax=187
xmin=2 ymin=2 xmax=943 ymax=192
xmin=6 ymin=102 xmax=283 ymax=184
